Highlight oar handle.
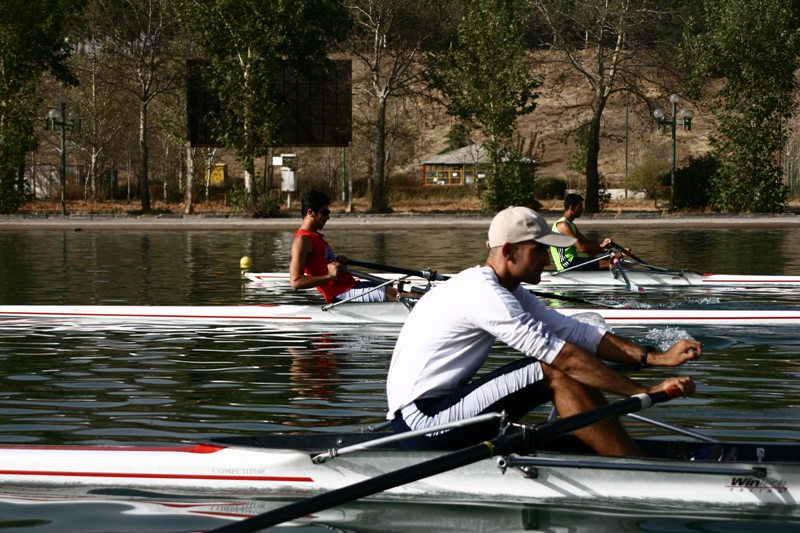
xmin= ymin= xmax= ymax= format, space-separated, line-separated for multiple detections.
xmin=338 ymin=266 xmax=395 ymax=285
xmin=660 ymin=385 xmax=683 ymax=401
xmin=611 ymin=243 xmax=648 ymax=266
xmin=346 ymin=259 xmax=450 ymax=281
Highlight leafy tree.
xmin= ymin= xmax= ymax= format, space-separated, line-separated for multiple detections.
xmin=0 ymin=0 xmax=81 ymax=213
xmin=443 ymin=122 xmax=473 ymax=153
xmin=683 ymin=0 xmax=799 ymax=212
xmin=529 ymin=0 xmax=688 ymax=213
xmin=174 ymin=0 xmax=350 ymax=210
xmin=429 ymin=0 xmax=540 ymax=212
xmin=565 ymin=120 xmax=590 ymax=173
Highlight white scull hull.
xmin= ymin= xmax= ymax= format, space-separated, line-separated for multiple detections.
xmin=1 ymin=304 xmax=800 ymax=326
xmin=245 ymin=271 xmax=800 ymax=289
xmin=0 ymin=434 xmax=796 ymax=509
xmin=541 ymin=271 xmax=800 ymax=288
xmin=0 ymin=303 xmax=413 ymax=325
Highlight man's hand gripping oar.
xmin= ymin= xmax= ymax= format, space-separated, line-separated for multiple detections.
xmin=206 ymin=387 xmax=685 ymax=533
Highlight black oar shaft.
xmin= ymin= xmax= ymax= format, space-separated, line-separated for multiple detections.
xmin=534 ymin=389 xmax=675 ymax=444
xmin=206 ymin=437 xmax=517 ymax=533
xmin=338 ymin=266 xmax=393 ymax=285
xmin=206 ymin=388 xmax=679 ymax=533
xmin=345 ymin=260 xmax=449 ymax=281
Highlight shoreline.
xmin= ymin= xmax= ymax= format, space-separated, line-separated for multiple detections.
xmin=1 ymin=211 xmax=799 ymax=231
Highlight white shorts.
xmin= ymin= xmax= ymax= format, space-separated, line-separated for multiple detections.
xmin=335 ymin=281 xmax=388 ymax=303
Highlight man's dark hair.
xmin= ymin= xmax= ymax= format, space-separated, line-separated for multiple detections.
xmin=301 ymin=190 xmax=330 ymax=217
xmin=564 ymin=193 xmax=584 ymax=211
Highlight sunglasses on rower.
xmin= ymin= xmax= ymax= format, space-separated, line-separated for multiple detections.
xmin=317 ymin=209 xmax=331 ymax=216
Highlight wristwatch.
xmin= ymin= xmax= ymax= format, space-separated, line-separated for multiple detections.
xmin=640 ymin=345 xmax=656 ymax=367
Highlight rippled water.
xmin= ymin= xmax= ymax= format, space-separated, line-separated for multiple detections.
xmin=1 ymin=226 xmax=800 ymax=532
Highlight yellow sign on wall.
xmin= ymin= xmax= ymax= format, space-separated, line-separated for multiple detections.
xmin=210 ymin=164 xmax=226 ymax=185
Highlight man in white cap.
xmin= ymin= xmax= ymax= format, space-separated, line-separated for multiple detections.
xmin=386 ymin=206 xmax=701 ymax=456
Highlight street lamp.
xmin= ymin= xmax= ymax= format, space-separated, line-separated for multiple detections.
xmin=654 ymin=94 xmax=693 ymax=210
xmin=45 ymin=95 xmax=81 ymax=216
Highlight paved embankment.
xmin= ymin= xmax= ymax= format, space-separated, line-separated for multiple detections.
xmin=1 ymin=212 xmax=800 ymax=231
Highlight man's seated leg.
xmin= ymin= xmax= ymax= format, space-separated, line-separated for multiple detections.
xmin=334 ymin=281 xmax=389 ymax=302
xmin=541 ymin=364 xmax=645 ymax=457
xmin=392 ymin=358 xmax=549 ymax=450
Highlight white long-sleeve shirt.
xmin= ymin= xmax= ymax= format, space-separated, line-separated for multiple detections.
xmin=386 ymin=265 xmax=607 ymax=419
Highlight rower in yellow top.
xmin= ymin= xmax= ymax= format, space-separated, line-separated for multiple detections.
xmin=550 ymin=193 xmax=617 ymax=271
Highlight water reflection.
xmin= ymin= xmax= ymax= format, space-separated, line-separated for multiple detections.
xmin=4 ymin=228 xmax=800 ymax=307
xmin=0 ymin=493 xmax=798 ymax=533
xmin=0 ymin=321 xmax=400 ymax=445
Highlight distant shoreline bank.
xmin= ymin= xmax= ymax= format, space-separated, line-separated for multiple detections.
xmin=2 ymin=212 xmax=799 ymax=231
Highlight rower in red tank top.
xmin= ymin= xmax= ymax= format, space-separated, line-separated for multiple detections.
xmin=293 ymin=228 xmax=357 ymax=302
xmin=289 ymin=190 xmax=400 ymax=304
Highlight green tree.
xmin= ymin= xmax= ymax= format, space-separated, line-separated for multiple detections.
xmin=174 ymin=0 xmax=350 ymax=209
xmin=429 ymin=0 xmax=540 ymax=212
xmin=565 ymin=120 xmax=590 ymax=173
xmin=0 ymin=0 xmax=81 ymax=213
xmin=443 ymin=122 xmax=473 ymax=153
xmin=683 ymin=0 xmax=799 ymax=212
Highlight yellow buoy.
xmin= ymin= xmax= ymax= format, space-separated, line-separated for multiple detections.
xmin=240 ymin=256 xmax=253 ymax=269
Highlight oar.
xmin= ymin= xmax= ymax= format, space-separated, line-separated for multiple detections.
xmin=611 ymin=243 xmax=677 ymax=274
xmin=611 ymin=243 xmax=647 ymax=265
xmin=345 ymin=259 xmax=450 ymax=281
xmin=610 ymin=254 xmax=645 ymax=293
xmin=339 ymin=266 xmax=399 ymax=285
xmin=339 ymin=266 xmax=430 ymax=296
xmin=529 ymin=290 xmax=622 ymax=309
xmin=205 ymin=387 xmax=682 ymax=533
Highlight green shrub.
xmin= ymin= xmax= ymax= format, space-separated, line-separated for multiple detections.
xmin=630 ymin=152 xmax=670 ymax=198
xmin=669 ymin=153 xmax=720 ymax=210
xmin=388 ymin=184 xmax=476 ymax=203
xmin=229 ymin=185 xmax=281 ymax=218
xmin=0 ymin=185 xmax=26 ymax=215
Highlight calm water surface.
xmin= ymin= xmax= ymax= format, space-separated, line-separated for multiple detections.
xmin=1 ymin=227 xmax=800 ymax=532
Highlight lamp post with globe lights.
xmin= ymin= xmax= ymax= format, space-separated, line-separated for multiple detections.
xmin=654 ymin=94 xmax=693 ymax=210
xmin=45 ymin=95 xmax=82 ymax=216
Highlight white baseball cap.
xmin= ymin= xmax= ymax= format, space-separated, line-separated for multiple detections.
xmin=487 ymin=206 xmax=577 ymax=248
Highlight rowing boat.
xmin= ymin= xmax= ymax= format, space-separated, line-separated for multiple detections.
xmin=2 ymin=303 xmax=800 ymax=326
xmin=0 ymin=431 xmax=795 ymax=510
xmin=245 ymin=270 xmax=800 ymax=289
